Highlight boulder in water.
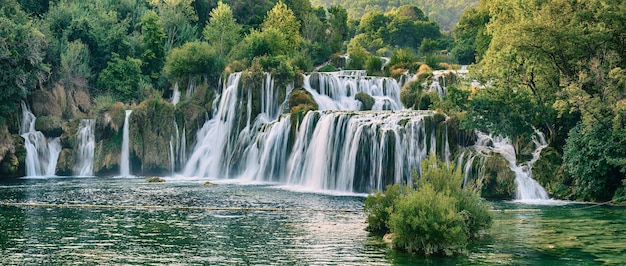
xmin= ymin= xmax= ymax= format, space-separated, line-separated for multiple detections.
xmin=146 ymin=176 xmax=166 ymax=183
xmin=203 ymin=181 xmax=215 ymax=187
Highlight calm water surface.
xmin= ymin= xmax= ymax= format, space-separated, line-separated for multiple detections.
xmin=0 ymin=177 xmax=624 ymax=265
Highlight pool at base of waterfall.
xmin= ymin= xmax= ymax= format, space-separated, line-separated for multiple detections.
xmin=0 ymin=177 xmax=624 ymax=265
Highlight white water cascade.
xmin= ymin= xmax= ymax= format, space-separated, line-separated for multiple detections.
xmin=74 ymin=119 xmax=95 ymax=176
xmin=304 ymin=71 xmax=403 ymax=110
xmin=474 ymin=131 xmax=549 ymax=200
xmin=19 ymin=102 xmax=62 ymax=177
xmin=120 ymin=110 xmax=132 ymax=176
xmin=183 ymin=72 xmax=449 ymax=193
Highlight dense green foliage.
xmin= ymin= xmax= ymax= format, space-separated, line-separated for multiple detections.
xmin=442 ymin=0 xmax=626 ymax=202
xmin=0 ymin=0 xmax=49 ymax=126
xmin=364 ymin=156 xmax=492 ymax=256
xmin=97 ymin=54 xmax=144 ymax=103
xmin=310 ymin=0 xmax=478 ymax=31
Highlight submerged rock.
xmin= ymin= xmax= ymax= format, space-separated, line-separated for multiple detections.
xmin=146 ymin=176 xmax=166 ymax=182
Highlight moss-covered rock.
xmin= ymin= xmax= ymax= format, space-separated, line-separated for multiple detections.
xmin=355 ymin=92 xmax=375 ymax=110
xmin=0 ymin=124 xmax=16 ymax=163
xmin=400 ymin=80 xmax=435 ymax=110
xmin=31 ymin=89 xmax=62 ymax=117
xmin=94 ymin=102 xmax=126 ymax=175
xmin=534 ymin=147 xmax=574 ymax=199
xmin=288 ymin=88 xmax=318 ymax=149
xmin=480 ymin=154 xmax=516 ymax=199
xmin=146 ymin=176 xmax=166 ymax=182
xmin=0 ymin=131 xmax=25 ymax=178
xmin=35 ymin=115 xmax=64 ymax=137
xmin=132 ymin=97 xmax=176 ymax=175
xmin=416 ymin=64 xmax=434 ymax=84
xmin=56 ymin=148 xmax=74 ymax=176
xmin=0 ymin=153 xmax=21 ymax=178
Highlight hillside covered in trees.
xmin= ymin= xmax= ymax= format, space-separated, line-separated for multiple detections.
xmin=310 ymin=0 xmax=478 ymax=30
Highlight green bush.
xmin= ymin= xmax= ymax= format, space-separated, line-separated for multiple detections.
xmin=389 ymin=183 xmax=467 ymax=256
xmin=318 ymin=63 xmax=337 ymax=72
xmin=355 ymin=92 xmax=375 ymax=110
xmin=364 ymin=156 xmax=492 ymax=256
xmin=363 ymin=184 xmax=406 ymax=233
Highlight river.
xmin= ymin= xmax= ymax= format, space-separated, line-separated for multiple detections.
xmin=0 ymin=177 xmax=624 ymax=265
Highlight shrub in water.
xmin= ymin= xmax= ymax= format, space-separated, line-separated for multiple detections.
xmin=364 ymin=156 xmax=493 ymax=256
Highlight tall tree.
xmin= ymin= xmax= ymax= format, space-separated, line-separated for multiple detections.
xmin=327 ymin=5 xmax=348 ymax=54
xmin=150 ymin=0 xmax=199 ymax=51
xmin=202 ymin=1 xmax=242 ymax=58
xmin=0 ymin=0 xmax=49 ymax=125
xmin=262 ymin=1 xmax=302 ymax=49
xmin=140 ymin=10 xmax=166 ymax=81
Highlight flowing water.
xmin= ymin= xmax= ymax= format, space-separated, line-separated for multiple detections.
xmin=183 ymin=72 xmax=448 ymax=193
xmin=120 ymin=110 xmax=133 ymax=177
xmin=0 ymin=177 xmax=624 ymax=265
xmin=19 ymin=102 xmax=61 ymax=177
xmin=74 ymin=119 xmax=95 ymax=176
xmin=473 ymin=131 xmax=549 ymax=201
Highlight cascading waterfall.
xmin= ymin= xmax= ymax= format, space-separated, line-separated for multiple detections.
xmin=284 ymin=110 xmax=435 ymax=192
xmin=74 ymin=119 xmax=95 ymax=176
xmin=304 ymin=72 xmax=403 ymax=110
xmin=183 ymin=72 xmax=450 ymax=193
xmin=171 ymin=82 xmax=181 ymax=105
xmin=183 ymin=73 xmax=243 ymax=178
xmin=120 ymin=110 xmax=133 ymax=176
xmin=19 ymin=102 xmax=61 ymax=177
xmin=474 ymin=131 xmax=549 ymax=200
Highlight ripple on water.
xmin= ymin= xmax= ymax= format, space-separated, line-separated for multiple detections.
xmin=1 ymin=178 xmax=625 ymax=265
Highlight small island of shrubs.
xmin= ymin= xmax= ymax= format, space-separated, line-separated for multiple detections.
xmin=364 ymin=156 xmax=493 ymax=256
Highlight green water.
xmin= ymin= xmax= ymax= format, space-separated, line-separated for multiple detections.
xmin=0 ymin=177 xmax=624 ymax=265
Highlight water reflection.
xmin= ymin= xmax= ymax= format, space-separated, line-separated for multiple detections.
xmin=0 ymin=178 xmax=625 ymax=265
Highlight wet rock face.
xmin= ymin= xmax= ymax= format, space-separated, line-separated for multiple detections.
xmin=0 ymin=125 xmax=24 ymax=178
xmin=480 ymin=154 xmax=516 ymax=200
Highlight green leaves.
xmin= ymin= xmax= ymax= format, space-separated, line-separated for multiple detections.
xmin=97 ymin=54 xmax=143 ymax=103
xmin=202 ymin=1 xmax=242 ymax=58
xmin=0 ymin=0 xmax=49 ymax=125
xmin=364 ymin=156 xmax=492 ymax=256
xmin=164 ymin=41 xmax=224 ymax=86
xmin=262 ymin=1 xmax=302 ymax=49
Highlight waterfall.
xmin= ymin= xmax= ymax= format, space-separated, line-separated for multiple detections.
xmin=120 ymin=110 xmax=132 ymax=176
xmin=285 ymin=110 xmax=434 ymax=192
xmin=183 ymin=73 xmax=243 ymax=178
xmin=19 ymin=102 xmax=61 ymax=177
xmin=303 ymin=72 xmax=403 ymax=111
xmin=182 ymin=72 xmax=449 ymax=193
xmin=171 ymin=82 xmax=181 ymax=105
xmin=74 ymin=119 xmax=95 ymax=176
xmin=474 ymin=131 xmax=549 ymax=200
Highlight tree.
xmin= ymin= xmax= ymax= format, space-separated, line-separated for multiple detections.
xmin=262 ymin=1 xmax=302 ymax=50
xmin=97 ymin=53 xmax=143 ymax=103
xmin=140 ymin=10 xmax=166 ymax=81
xmin=0 ymin=0 xmax=49 ymax=125
xmin=451 ymin=5 xmax=490 ymax=64
xmin=202 ymin=1 xmax=242 ymax=58
xmin=164 ymin=41 xmax=224 ymax=86
xmin=150 ymin=0 xmax=198 ymax=51
xmin=234 ymin=29 xmax=289 ymax=61
xmin=327 ymin=5 xmax=348 ymax=53
xmin=60 ymin=40 xmax=91 ymax=86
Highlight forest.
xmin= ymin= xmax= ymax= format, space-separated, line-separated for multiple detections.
xmin=309 ymin=0 xmax=478 ymax=30
xmin=1 ymin=0 xmax=625 ymax=204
